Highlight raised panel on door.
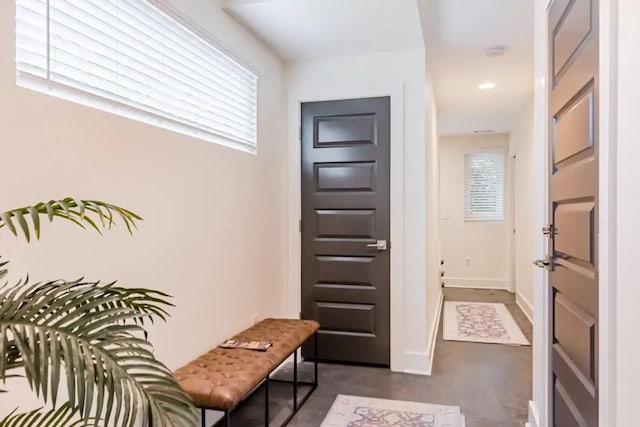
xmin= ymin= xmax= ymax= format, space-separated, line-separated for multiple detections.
xmin=316 ymin=209 xmax=376 ymax=239
xmin=315 ymin=255 xmax=376 ymax=286
xmin=301 ymin=97 xmax=390 ymax=366
xmin=315 ymin=114 xmax=376 ymax=147
xmin=548 ymin=0 xmax=599 ymax=425
xmin=314 ymin=302 xmax=376 ymax=334
xmin=315 ymin=162 xmax=376 ymax=192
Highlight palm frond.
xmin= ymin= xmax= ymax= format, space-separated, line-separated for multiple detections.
xmin=0 ymin=198 xmax=142 ymax=242
xmin=0 ymin=258 xmax=8 ymax=282
xmin=0 ymin=279 xmax=197 ymax=427
xmin=0 ymin=403 xmax=94 ymax=427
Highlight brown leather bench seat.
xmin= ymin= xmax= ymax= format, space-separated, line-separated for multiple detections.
xmin=173 ymin=318 xmax=319 ymax=414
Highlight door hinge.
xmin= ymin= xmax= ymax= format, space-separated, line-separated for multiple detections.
xmin=298 ymin=219 xmax=302 ymax=233
xmin=299 ymin=126 xmax=302 ymax=141
xmin=542 ymin=224 xmax=556 ymax=236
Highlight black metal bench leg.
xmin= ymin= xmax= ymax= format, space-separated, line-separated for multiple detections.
xmin=293 ymin=350 xmax=298 ymax=411
xmin=200 ymin=408 xmax=206 ymax=427
xmin=225 ymin=409 xmax=231 ymax=427
xmin=265 ymin=375 xmax=270 ymax=427
xmin=313 ymin=331 xmax=318 ymax=387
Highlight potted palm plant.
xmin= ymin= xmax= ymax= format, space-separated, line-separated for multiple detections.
xmin=0 ymin=198 xmax=198 ymax=426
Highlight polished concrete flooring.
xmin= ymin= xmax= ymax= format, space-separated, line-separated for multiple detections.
xmin=208 ymin=288 xmax=532 ymax=427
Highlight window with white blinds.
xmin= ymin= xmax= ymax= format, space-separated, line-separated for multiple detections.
xmin=464 ymin=152 xmax=505 ymax=221
xmin=15 ymin=0 xmax=258 ymax=152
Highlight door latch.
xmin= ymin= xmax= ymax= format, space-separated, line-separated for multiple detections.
xmin=533 ymin=256 xmax=554 ymax=271
xmin=542 ymin=224 xmax=556 ymax=236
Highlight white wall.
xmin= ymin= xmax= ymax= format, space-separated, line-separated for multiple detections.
xmin=286 ymin=48 xmax=440 ymax=374
xmin=510 ymin=101 xmax=535 ymax=321
xmin=0 ymin=0 xmax=287 ymax=415
xmin=439 ymin=134 xmax=511 ymax=290
xmin=424 ymin=57 xmax=442 ymax=374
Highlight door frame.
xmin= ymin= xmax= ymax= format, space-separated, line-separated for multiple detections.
xmin=287 ymin=83 xmax=407 ymax=372
xmin=532 ymin=0 xmax=617 ymax=425
xmin=508 ymin=153 xmax=517 ymax=294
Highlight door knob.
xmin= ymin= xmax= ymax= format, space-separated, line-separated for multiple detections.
xmin=367 ymin=240 xmax=388 ymax=251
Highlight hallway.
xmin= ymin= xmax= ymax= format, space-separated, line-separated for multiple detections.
xmin=225 ymin=288 xmax=532 ymax=426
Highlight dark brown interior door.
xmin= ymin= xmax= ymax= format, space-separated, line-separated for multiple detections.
xmin=301 ymin=97 xmax=391 ymax=366
xmin=548 ymin=0 xmax=599 ymax=425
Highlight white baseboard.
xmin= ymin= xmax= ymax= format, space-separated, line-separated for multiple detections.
xmin=426 ymin=291 xmax=445 ymax=375
xmin=516 ymin=293 xmax=534 ymax=324
xmin=442 ymin=277 xmax=509 ymax=290
xmin=527 ymin=401 xmax=540 ymax=427
xmin=403 ymin=351 xmax=430 ymax=376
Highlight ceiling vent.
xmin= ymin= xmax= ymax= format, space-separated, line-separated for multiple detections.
xmin=485 ymin=45 xmax=506 ymax=57
xmin=473 ymin=130 xmax=494 ymax=134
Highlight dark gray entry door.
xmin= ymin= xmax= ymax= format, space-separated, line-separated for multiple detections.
xmin=301 ymin=97 xmax=391 ymax=366
xmin=547 ymin=0 xmax=599 ymax=425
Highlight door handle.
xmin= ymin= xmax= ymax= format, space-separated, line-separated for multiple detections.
xmin=367 ymin=240 xmax=388 ymax=251
xmin=533 ymin=256 xmax=554 ymax=271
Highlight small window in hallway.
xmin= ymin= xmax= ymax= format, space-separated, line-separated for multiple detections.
xmin=464 ymin=151 xmax=504 ymax=221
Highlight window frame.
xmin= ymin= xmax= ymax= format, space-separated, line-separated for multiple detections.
xmin=463 ymin=150 xmax=506 ymax=222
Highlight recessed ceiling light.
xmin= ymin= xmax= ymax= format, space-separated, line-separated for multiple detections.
xmin=479 ymin=82 xmax=497 ymax=90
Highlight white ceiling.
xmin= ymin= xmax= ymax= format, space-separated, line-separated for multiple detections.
xmin=223 ymin=0 xmax=534 ymax=135
xmin=425 ymin=0 xmax=535 ymax=134
xmin=222 ymin=0 xmax=424 ymax=61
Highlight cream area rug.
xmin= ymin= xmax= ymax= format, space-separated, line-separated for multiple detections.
xmin=443 ymin=301 xmax=530 ymax=346
xmin=321 ymin=395 xmax=465 ymax=427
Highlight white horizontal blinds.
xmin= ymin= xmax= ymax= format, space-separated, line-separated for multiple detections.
xmin=464 ymin=152 xmax=505 ymax=221
xmin=16 ymin=0 xmax=258 ymax=150
xmin=16 ymin=0 xmax=48 ymax=78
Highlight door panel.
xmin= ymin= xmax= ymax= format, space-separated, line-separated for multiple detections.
xmin=554 ymin=202 xmax=595 ymax=263
xmin=555 ymin=382 xmax=586 ymax=427
xmin=554 ymin=294 xmax=596 ymax=381
xmin=553 ymin=87 xmax=594 ymax=164
xmin=315 ymin=114 xmax=376 ymax=146
xmin=553 ymin=345 xmax=597 ymax=423
xmin=316 ymin=209 xmax=376 ymax=239
xmin=552 ymin=0 xmax=593 ymax=78
xmin=551 ymin=266 xmax=597 ymax=315
xmin=316 ymin=255 xmax=376 ymax=286
xmin=301 ymin=97 xmax=390 ymax=366
xmin=548 ymin=0 xmax=599 ymax=425
xmin=315 ymin=162 xmax=376 ymax=191
xmin=314 ymin=302 xmax=376 ymax=334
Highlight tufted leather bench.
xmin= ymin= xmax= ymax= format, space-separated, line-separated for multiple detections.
xmin=173 ymin=318 xmax=319 ymax=427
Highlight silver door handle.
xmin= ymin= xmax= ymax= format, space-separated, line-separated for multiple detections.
xmin=367 ymin=240 xmax=388 ymax=251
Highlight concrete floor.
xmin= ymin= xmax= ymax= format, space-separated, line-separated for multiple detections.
xmin=209 ymin=288 xmax=532 ymax=427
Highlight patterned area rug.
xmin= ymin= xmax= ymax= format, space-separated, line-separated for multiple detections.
xmin=320 ymin=395 xmax=465 ymax=427
xmin=443 ymin=301 xmax=530 ymax=346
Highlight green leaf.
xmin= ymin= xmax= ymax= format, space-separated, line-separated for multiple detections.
xmin=28 ymin=207 xmax=41 ymax=240
xmin=0 ymin=279 xmax=197 ymax=426
xmin=0 ymin=213 xmax=17 ymax=236
xmin=0 ymin=199 xmax=142 ymax=242
xmin=13 ymin=211 xmax=30 ymax=243
xmin=0 ymin=402 xmax=96 ymax=427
